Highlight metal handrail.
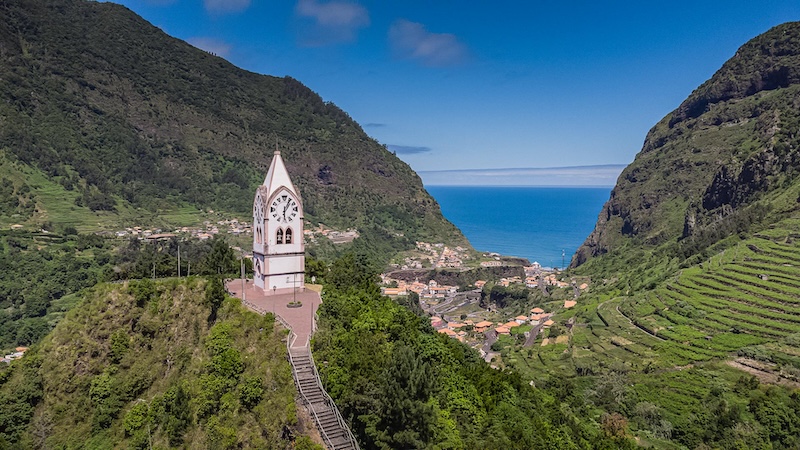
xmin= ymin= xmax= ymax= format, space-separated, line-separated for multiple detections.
xmin=288 ymin=346 xmax=337 ymax=449
xmin=240 ymin=297 xmax=357 ymax=449
xmin=307 ymin=345 xmax=360 ymax=450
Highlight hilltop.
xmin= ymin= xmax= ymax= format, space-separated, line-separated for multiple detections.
xmin=0 ymin=0 xmax=466 ymax=252
xmin=0 ymin=278 xmax=313 ymax=448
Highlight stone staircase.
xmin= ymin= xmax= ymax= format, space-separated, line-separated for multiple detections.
xmin=289 ymin=346 xmax=359 ymax=450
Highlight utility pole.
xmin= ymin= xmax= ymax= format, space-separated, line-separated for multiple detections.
xmin=177 ymin=244 xmax=181 ymax=278
xmin=562 ymin=249 xmax=565 ymax=270
xmin=241 ymin=257 xmax=246 ymax=302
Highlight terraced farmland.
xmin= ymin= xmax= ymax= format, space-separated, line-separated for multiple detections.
xmin=570 ymin=221 xmax=800 ymax=376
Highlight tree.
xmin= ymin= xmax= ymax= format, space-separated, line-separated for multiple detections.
xmin=204 ymin=238 xmax=236 ymax=275
xmin=205 ymin=276 xmax=225 ymax=322
xmin=326 ymin=253 xmax=379 ymax=294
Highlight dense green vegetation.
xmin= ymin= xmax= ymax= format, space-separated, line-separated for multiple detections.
xmin=480 ymin=23 xmax=800 ymax=449
xmin=488 ymin=226 xmax=800 ymax=448
xmin=0 ymin=0 xmax=465 ymax=251
xmin=0 ymin=278 xmax=308 ymax=449
xmin=4 ymin=5 xmax=800 ymax=450
xmin=312 ymin=254 xmax=637 ymax=449
xmin=0 ymin=231 xmax=239 ymax=352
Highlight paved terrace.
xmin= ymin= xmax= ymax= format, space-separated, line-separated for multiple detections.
xmin=225 ymin=279 xmax=320 ymax=348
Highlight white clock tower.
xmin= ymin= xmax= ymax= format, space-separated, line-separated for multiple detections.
xmin=252 ymin=150 xmax=305 ymax=293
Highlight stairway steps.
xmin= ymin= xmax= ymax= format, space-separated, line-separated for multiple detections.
xmin=289 ymin=346 xmax=358 ymax=450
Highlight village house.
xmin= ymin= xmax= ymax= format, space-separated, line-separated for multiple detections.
xmin=2 ymin=347 xmax=28 ymax=364
xmin=474 ymin=321 xmax=494 ymax=333
xmin=495 ymin=326 xmax=511 ymax=335
xmin=382 ymin=287 xmax=408 ymax=296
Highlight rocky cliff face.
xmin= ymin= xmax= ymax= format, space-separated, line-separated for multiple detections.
xmin=573 ymin=22 xmax=800 ymax=267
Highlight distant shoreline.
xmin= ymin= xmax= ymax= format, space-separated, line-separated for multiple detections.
xmin=419 ymin=164 xmax=626 ymax=187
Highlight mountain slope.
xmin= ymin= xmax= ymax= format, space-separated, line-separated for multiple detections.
xmin=0 ymin=0 xmax=465 ymax=249
xmin=0 ymin=278 xmax=306 ymax=448
xmin=573 ymin=21 xmax=800 ymax=271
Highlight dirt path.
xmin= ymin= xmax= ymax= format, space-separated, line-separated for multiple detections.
xmin=727 ymin=358 xmax=800 ymax=388
xmin=614 ymin=304 xmax=668 ymax=342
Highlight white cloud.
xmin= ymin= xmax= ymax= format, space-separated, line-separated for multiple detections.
xmin=295 ymin=0 xmax=369 ymax=46
xmin=389 ymin=19 xmax=468 ymax=67
xmin=187 ymin=37 xmax=232 ymax=57
xmin=204 ymin=0 xmax=250 ymax=15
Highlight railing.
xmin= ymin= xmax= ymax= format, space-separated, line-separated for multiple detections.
xmin=307 ymin=345 xmax=360 ymax=450
xmin=240 ymin=296 xmax=358 ymax=449
xmin=288 ymin=344 xmax=339 ymax=449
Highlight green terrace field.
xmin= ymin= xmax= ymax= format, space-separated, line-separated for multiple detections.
xmin=566 ymin=218 xmax=800 ymax=381
xmin=498 ymin=216 xmax=800 ymax=386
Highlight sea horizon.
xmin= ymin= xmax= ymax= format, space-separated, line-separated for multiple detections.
xmin=418 ymin=164 xmax=626 ymax=187
xmin=426 ymin=185 xmax=611 ymax=268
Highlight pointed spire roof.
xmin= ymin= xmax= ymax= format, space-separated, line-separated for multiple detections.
xmin=262 ymin=150 xmax=299 ymax=199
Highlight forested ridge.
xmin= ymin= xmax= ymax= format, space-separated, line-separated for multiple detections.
xmin=0 ymin=0 xmax=465 ymax=251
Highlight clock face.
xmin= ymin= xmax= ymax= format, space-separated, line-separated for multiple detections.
xmin=270 ymin=194 xmax=299 ymax=223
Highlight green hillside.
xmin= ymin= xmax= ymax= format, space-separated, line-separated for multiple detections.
xmin=483 ymin=22 xmax=800 ymax=449
xmin=573 ymin=22 xmax=800 ymax=275
xmin=0 ymin=0 xmax=465 ymax=251
xmin=0 ymin=278 xmax=309 ymax=449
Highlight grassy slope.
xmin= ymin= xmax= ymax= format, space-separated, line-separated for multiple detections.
xmin=0 ymin=278 xmax=304 ymax=449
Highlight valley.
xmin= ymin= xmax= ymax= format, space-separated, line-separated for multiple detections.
xmin=1 ymin=0 xmax=800 ymax=449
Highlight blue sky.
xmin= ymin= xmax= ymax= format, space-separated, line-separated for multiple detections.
xmin=111 ymin=0 xmax=800 ymax=183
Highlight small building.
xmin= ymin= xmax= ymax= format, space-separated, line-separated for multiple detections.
xmin=495 ymin=326 xmax=511 ymax=335
xmin=531 ymin=307 xmax=545 ymax=314
xmin=474 ymin=321 xmax=494 ymax=332
xmin=515 ymin=315 xmax=528 ymax=324
xmin=564 ymin=300 xmax=577 ymax=308
xmin=382 ymin=287 xmax=408 ymax=296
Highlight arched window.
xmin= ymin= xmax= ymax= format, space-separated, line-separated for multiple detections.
xmin=285 ymin=227 xmax=293 ymax=244
xmin=255 ymin=224 xmax=262 ymax=244
xmin=276 ymin=228 xmax=284 ymax=244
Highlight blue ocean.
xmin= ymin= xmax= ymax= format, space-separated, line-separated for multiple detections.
xmin=426 ymin=186 xmax=612 ymax=269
